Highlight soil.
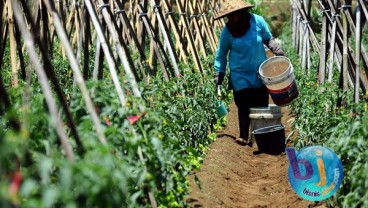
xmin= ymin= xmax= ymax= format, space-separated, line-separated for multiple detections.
xmin=186 ymin=101 xmax=327 ymax=208
xmin=262 ymin=61 xmax=290 ymax=77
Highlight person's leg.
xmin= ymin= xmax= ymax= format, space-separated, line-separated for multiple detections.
xmin=250 ymin=85 xmax=269 ymax=107
xmin=233 ymin=85 xmax=269 ymax=142
xmin=233 ymin=88 xmax=251 ymax=141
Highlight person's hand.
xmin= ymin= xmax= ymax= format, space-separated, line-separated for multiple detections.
xmin=264 ymin=38 xmax=286 ymax=57
xmin=214 ymin=72 xmax=224 ymax=86
xmin=217 ymin=84 xmax=222 ymax=100
xmin=275 ymin=50 xmax=286 ymax=57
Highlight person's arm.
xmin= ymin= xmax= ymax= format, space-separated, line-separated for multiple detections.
xmin=259 ymin=16 xmax=286 ymax=56
xmin=214 ymin=28 xmax=230 ymax=86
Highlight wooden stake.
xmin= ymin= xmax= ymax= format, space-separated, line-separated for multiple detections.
xmin=342 ymin=5 xmax=349 ymax=92
xmin=95 ymin=0 xmax=142 ymax=97
xmin=355 ymin=3 xmax=361 ymax=103
xmin=176 ymin=0 xmax=204 ymax=75
xmin=150 ymin=0 xmax=180 ymax=77
xmin=43 ymin=0 xmax=108 ymax=145
xmin=84 ymin=0 xmax=127 ymax=107
xmin=12 ymin=0 xmax=75 ymax=161
xmin=7 ymin=0 xmax=18 ymax=87
xmin=318 ymin=1 xmax=328 ymax=83
xmin=19 ymin=0 xmax=84 ymax=155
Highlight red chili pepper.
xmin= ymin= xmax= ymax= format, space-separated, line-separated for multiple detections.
xmin=103 ymin=116 xmax=112 ymax=126
xmin=9 ymin=171 xmax=22 ymax=195
xmin=127 ymin=112 xmax=147 ymax=125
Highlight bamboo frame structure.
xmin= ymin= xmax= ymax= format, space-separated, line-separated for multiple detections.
xmin=2 ymin=0 xmax=367 ymax=163
xmin=291 ymin=0 xmax=368 ymax=104
xmin=1 ymin=0 xmax=228 ymax=155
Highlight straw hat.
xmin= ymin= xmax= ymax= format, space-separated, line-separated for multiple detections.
xmin=214 ymin=0 xmax=254 ymax=20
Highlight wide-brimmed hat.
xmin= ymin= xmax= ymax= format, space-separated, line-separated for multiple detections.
xmin=214 ymin=0 xmax=254 ymax=20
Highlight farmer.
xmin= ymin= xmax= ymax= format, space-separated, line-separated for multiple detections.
xmin=213 ymin=0 xmax=285 ymax=146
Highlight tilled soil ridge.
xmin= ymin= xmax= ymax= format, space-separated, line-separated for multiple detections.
xmin=186 ymin=101 xmax=321 ymax=208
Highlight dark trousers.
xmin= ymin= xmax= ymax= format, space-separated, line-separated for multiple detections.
xmin=233 ymin=85 xmax=269 ymax=140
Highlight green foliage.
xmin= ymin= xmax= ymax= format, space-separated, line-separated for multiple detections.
xmin=0 ymin=62 xmax=225 ymax=207
xmin=326 ymin=106 xmax=368 ymax=208
xmin=279 ymin=17 xmax=368 ymax=208
xmin=0 ymin=5 xmax=229 ymax=207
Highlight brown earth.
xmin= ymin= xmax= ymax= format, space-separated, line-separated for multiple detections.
xmin=262 ymin=60 xmax=290 ymax=77
xmin=186 ymin=101 xmax=327 ymax=208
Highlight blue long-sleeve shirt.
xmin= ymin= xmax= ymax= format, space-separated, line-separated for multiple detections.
xmin=214 ymin=13 xmax=272 ymax=91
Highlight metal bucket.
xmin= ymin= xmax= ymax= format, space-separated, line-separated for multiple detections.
xmin=259 ymin=56 xmax=299 ymax=106
xmin=252 ymin=124 xmax=286 ymax=155
xmin=249 ymin=104 xmax=282 ymax=148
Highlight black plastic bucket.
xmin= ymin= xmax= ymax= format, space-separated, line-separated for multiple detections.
xmin=251 ymin=124 xmax=286 ymax=155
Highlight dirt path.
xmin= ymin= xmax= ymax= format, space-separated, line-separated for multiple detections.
xmin=186 ymin=101 xmax=320 ymax=208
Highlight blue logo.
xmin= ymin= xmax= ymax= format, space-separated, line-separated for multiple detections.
xmin=286 ymin=146 xmax=344 ymax=201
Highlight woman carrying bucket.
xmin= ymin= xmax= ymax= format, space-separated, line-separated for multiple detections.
xmin=213 ymin=0 xmax=286 ymax=145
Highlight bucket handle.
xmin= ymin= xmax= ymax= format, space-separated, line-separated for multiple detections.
xmin=250 ymin=115 xmax=270 ymax=135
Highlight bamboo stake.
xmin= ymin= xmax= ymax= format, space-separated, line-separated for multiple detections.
xmin=0 ymin=35 xmax=8 ymax=77
xmin=83 ymin=4 xmax=91 ymax=80
xmin=148 ymin=8 xmax=157 ymax=72
xmin=292 ymin=0 xmax=320 ymax=51
xmin=355 ymin=3 xmax=361 ymax=103
xmin=113 ymin=2 xmax=153 ymax=77
xmin=319 ymin=2 xmax=328 ymax=83
xmin=75 ymin=2 xmax=83 ymax=67
xmin=138 ymin=4 xmax=171 ymax=80
xmin=176 ymin=0 xmax=204 ymax=75
xmin=57 ymin=0 xmax=65 ymax=26
xmin=359 ymin=0 xmax=368 ymax=21
xmin=342 ymin=4 xmax=349 ymax=91
xmin=94 ymin=0 xmax=142 ymax=97
xmin=0 ymin=2 xmax=8 ymax=78
xmin=150 ymin=0 xmax=180 ymax=77
xmin=12 ymin=0 xmax=75 ymax=162
xmin=0 ymin=0 xmax=3 ymax=36
xmin=7 ymin=0 xmax=18 ymax=87
xmin=292 ymin=4 xmax=297 ymax=48
xmin=84 ymin=0 xmax=127 ymax=107
xmin=19 ymin=0 xmax=84 ymax=154
xmin=301 ymin=20 xmax=308 ymax=72
xmin=161 ymin=0 xmax=189 ymax=64
xmin=106 ymin=9 xmax=141 ymax=82
xmin=92 ymin=36 xmax=103 ymax=80
xmin=14 ymin=19 xmax=26 ymax=81
xmin=0 ymin=1 xmax=7 ymax=70
xmin=62 ymin=6 xmax=75 ymax=57
xmin=198 ymin=1 xmax=217 ymax=53
xmin=41 ymin=0 xmax=51 ymax=57
xmin=295 ymin=14 xmax=300 ymax=51
xmin=136 ymin=0 xmax=147 ymax=53
xmin=327 ymin=13 xmax=338 ymax=82
xmin=43 ymin=0 xmax=108 ymax=145
xmin=298 ymin=18 xmax=303 ymax=56
xmin=65 ymin=5 xmax=76 ymax=39
xmin=92 ymin=10 xmax=105 ymax=81
xmin=334 ymin=1 xmax=368 ymax=91
xmin=188 ymin=2 xmax=207 ymax=59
